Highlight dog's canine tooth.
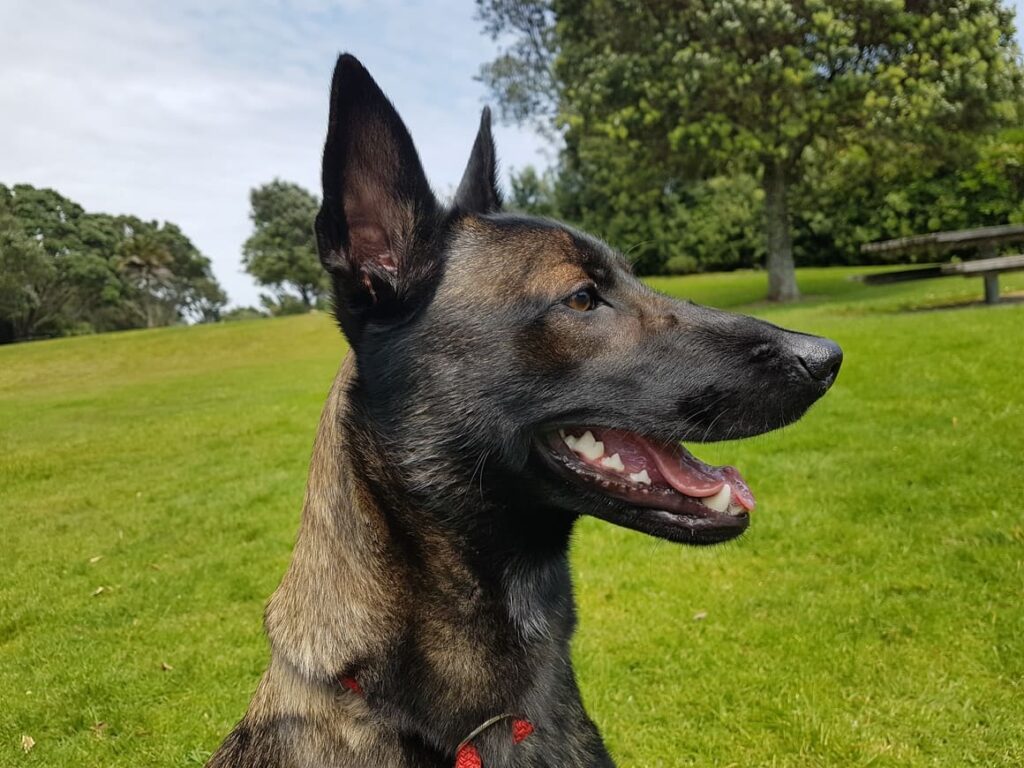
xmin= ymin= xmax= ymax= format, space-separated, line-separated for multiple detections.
xmin=628 ymin=469 xmax=652 ymax=486
xmin=574 ymin=431 xmax=605 ymax=461
xmin=704 ymin=483 xmax=732 ymax=513
xmin=600 ymin=453 xmax=625 ymax=472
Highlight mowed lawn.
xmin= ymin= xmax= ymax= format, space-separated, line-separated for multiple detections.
xmin=2 ymin=267 xmax=1023 ymax=767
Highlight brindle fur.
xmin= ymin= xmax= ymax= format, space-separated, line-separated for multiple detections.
xmin=207 ymin=54 xmax=840 ymax=768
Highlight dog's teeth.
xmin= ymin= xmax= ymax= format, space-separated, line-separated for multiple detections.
xmin=574 ymin=431 xmax=605 ymax=461
xmin=628 ymin=469 xmax=652 ymax=486
xmin=704 ymin=484 xmax=731 ymax=513
xmin=562 ymin=432 xmax=578 ymax=450
xmin=600 ymin=453 xmax=625 ymax=472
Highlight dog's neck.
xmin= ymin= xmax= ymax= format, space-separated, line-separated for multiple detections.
xmin=263 ymin=354 xmax=400 ymax=679
xmin=264 ymin=353 xmax=576 ymax=684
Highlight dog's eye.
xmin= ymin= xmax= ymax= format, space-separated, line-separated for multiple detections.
xmin=565 ymin=287 xmax=598 ymax=312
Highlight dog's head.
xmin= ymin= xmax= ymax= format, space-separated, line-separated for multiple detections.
xmin=315 ymin=55 xmax=841 ymax=546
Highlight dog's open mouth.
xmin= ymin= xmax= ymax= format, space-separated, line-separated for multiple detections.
xmin=540 ymin=427 xmax=755 ymax=545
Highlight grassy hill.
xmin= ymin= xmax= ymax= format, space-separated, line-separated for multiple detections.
xmin=2 ymin=267 xmax=1023 ymax=766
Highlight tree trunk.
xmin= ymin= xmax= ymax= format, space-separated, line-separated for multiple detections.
xmin=762 ymin=160 xmax=800 ymax=302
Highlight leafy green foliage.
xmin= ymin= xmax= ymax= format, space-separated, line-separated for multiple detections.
xmin=662 ymin=175 xmax=765 ymax=274
xmin=793 ymin=128 xmax=1024 ymax=264
xmin=0 ymin=184 xmax=225 ymax=343
xmin=259 ymin=292 xmax=319 ymax=317
xmin=509 ymin=163 xmax=765 ymax=275
xmin=112 ymin=221 xmax=227 ymax=329
xmin=0 ymin=210 xmax=51 ymax=338
xmin=479 ymin=0 xmax=1024 ymax=298
xmin=241 ymin=180 xmax=326 ymax=311
xmin=3 ymin=270 xmax=1024 ymax=765
xmin=507 ymin=165 xmax=562 ymax=218
xmin=221 ymin=306 xmax=268 ymax=322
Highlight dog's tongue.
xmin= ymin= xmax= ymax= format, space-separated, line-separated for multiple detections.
xmin=646 ymin=443 xmax=723 ymax=497
xmin=631 ymin=434 xmax=756 ymax=511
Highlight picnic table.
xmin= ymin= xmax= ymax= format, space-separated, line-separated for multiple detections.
xmin=860 ymin=224 xmax=1024 ymax=304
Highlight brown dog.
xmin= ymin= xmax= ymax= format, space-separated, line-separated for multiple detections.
xmin=206 ymin=54 xmax=841 ymax=768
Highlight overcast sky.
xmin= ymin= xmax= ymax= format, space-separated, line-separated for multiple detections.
xmin=1 ymin=1 xmax=1022 ymax=308
xmin=0 ymin=0 xmax=551 ymax=307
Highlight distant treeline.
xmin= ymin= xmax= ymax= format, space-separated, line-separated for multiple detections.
xmin=0 ymin=184 xmax=225 ymax=344
xmin=9 ymin=129 xmax=1022 ymax=344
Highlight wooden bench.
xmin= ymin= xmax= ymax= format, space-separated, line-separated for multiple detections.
xmin=860 ymin=224 xmax=1024 ymax=305
xmin=860 ymin=253 xmax=1024 ymax=304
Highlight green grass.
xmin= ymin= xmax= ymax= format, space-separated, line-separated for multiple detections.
xmin=2 ymin=267 xmax=1023 ymax=767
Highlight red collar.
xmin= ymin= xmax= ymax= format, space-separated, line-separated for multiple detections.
xmin=339 ymin=675 xmax=534 ymax=767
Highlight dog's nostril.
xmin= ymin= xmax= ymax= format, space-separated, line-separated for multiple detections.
xmin=796 ymin=337 xmax=843 ymax=386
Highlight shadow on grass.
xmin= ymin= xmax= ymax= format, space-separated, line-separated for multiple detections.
xmin=899 ymin=291 xmax=1024 ymax=313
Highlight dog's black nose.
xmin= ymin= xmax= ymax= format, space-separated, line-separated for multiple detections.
xmin=792 ymin=334 xmax=843 ymax=388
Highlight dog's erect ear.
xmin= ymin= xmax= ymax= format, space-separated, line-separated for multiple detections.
xmin=453 ymin=107 xmax=502 ymax=215
xmin=315 ymin=54 xmax=441 ymax=342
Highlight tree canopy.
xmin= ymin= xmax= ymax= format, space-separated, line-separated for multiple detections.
xmin=241 ymin=180 xmax=326 ymax=311
xmin=0 ymin=184 xmax=225 ymax=343
xmin=479 ymin=0 xmax=1024 ymax=299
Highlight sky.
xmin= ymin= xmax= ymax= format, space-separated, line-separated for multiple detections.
xmin=0 ymin=0 xmax=551 ymax=307
xmin=1 ymin=1 xmax=1022 ymax=308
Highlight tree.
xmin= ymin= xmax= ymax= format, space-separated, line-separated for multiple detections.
xmin=242 ymin=180 xmax=326 ymax=310
xmin=478 ymin=0 xmax=1023 ymax=300
xmin=478 ymin=1 xmax=560 ymax=137
xmin=0 ymin=183 xmax=226 ymax=342
xmin=0 ymin=184 xmax=119 ymax=338
xmin=0 ymin=209 xmax=50 ymax=343
xmin=109 ymin=219 xmax=225 ymax=328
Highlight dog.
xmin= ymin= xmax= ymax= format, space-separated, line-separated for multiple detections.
xmin=206 ymin=54 xmax=842 ymax=768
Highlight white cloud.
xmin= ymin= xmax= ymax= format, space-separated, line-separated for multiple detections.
xmin=0 ymin=0 xmax=550 ymax=307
